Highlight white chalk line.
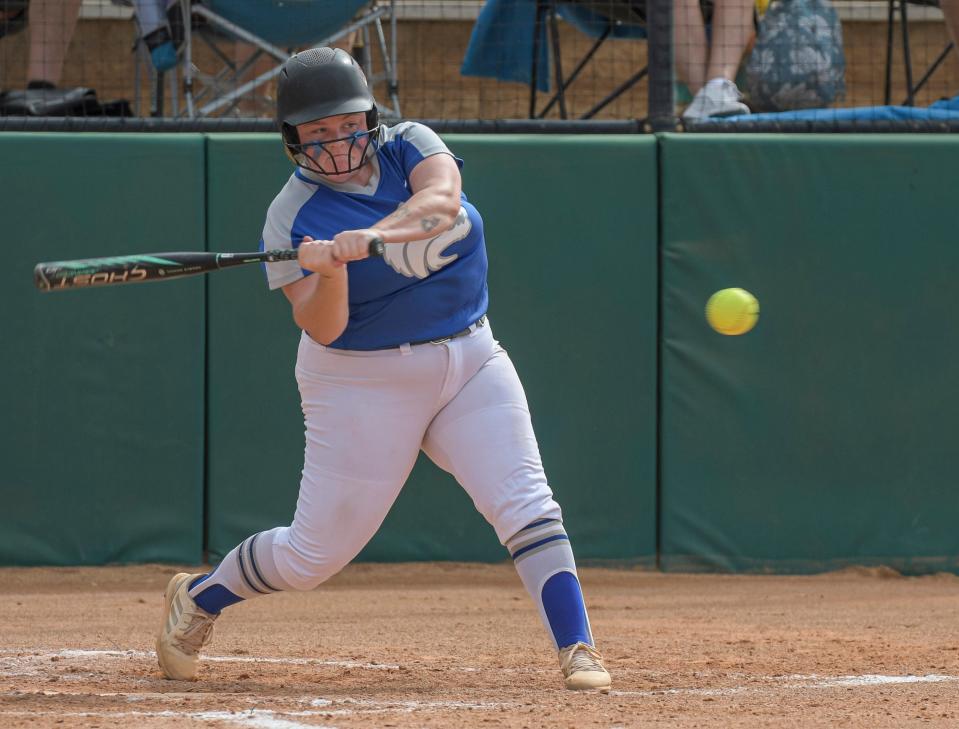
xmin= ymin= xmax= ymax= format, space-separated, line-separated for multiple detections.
xmin=4 ymin=650 xmax=959 ymax=689
xmin=786 ymin=674 xmax=959 ymax=689
xmin=0 ymin=709 xmax=334 ymax=729
xmin=4 ymin=649 xmax=959 ymax=690
xmin=0 ymin=647 xmax=551 ymax=678
xmin=1 ymin=690 xmax=514 ymax=713
xmin=609 ymin=673 xmax=959 ymax=698
xmin=1 ymin=673 xmax=957 ymax=727
xmin=300 ymin=697 xmax=516 ymax=715
xmin=4 ymin=648 xmax=958 ymax=720
xmin=0 ymin=648 xmax=398 ymax=671
xmin=0 ymin=697 xmax=517 ymax=728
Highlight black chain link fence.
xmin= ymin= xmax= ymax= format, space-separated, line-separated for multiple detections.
xmin=1 ymin=0 xmax=957 ymax=132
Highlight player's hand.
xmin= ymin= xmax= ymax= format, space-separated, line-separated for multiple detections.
xmin=297 ymin=236 xmax=344 ymax=278
xmin=330 ymin=228 xmax=384 ymax=263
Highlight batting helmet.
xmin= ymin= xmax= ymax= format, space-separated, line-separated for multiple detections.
xmin=277 ymin=47 xmax=380 ymax=172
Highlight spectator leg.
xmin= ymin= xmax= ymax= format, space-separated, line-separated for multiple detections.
xmin=705 ymin=0 xmax=753 ymax=83
xmin=27 ymin=0 xmax=83 ymax=86
xmin=674 ymin=0 xmax=708 ymax=93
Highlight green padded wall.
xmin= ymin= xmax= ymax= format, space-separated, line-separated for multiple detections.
xmin=660 ymin=134 xmax=959 ymax=574
xmin=204 ymin=135 xmax=303 ymax=561
xmin=1 ymin=134 xmax=206 ymax=565
xmin=205 ymin=134 xmax=658 ymax=563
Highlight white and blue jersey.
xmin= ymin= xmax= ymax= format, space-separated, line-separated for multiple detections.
xmin=260 ymin=121 xmax=488 ymax=351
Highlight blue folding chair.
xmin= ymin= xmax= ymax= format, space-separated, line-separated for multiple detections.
xmin=532 ymin=1 xmax=649 ymax=119
xmin=461 ymin=0 xmax=649 ymax=120
xmin=134 ymin=0 xmax=399 ymax=119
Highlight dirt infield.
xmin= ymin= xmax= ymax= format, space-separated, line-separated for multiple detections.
xmin=1 ymin=563 xmax=958 ymax=728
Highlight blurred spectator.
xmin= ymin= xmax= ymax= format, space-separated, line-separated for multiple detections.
xmin=131 ymin=0 xmax=178 ymax=72
xmin=0 ymin=0 xmax=83 ymax=89
xmin=675 ymin=0 xmax=752 ymax=119
xmin=0 ymin=0 xmax=133 ymax=115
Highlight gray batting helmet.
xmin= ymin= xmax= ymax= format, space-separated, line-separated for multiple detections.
xmin=277 ymin=47 xmax=380 ymax=172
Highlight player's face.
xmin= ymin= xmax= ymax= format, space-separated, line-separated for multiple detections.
xmin=296 ymin=113 xmax=372 ymax=183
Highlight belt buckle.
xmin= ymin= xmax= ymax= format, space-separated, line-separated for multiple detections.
xmin=429 ymin=316 xmax=485 ymax=345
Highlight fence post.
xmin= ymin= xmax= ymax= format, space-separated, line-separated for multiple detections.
xmin=646 ymin=0 xmax=676 ymax=131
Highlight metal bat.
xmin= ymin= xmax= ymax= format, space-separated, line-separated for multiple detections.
xmin=33 ymin=239 xmax=386 ymax=292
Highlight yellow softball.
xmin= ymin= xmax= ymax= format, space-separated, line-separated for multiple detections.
xmin=705 ymin=288 xmax=760 ymax=335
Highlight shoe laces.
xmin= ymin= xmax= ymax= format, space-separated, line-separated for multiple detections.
xmin=723 ymin=79 xmax=744 ymax=101
xmin=560 ymin=642 xmax=606 ymax=677
xmin=173 ymin=607 xmax=216 ymax=655
xmin=702 ymin=76 xmax=739 ymax=95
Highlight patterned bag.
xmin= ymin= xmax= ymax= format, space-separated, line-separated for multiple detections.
xmin=744 ymin=0 xmax=846 ymax=111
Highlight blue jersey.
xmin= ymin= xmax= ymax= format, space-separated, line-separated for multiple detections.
xmin=260 ymin=122 xmax=488 ymax=350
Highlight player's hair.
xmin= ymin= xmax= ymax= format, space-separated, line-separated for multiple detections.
xmin=276 ymin=47 xmax=380 ymax=173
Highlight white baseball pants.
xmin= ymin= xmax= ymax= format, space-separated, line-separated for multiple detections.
xmin=269 ymin=320 xmax=563 ymax=591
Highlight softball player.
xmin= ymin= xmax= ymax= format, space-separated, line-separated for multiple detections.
xmin=156 ymin=47 xmax=611 ymax=692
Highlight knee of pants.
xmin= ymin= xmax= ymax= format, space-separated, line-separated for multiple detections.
xmin=273 ymin=538 xmax=353 ymax=592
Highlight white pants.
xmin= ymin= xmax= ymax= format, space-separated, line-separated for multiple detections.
xmin=271 ymin=320 xmax=563 ymax=591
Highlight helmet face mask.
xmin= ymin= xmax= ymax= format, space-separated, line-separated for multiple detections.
xmin=287 ymin=127 xmax=380 ymax=177
xmin=277 ymin=47 xmax=380 ymax=175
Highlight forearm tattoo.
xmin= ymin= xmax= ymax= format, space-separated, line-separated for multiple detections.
xmin=420 ymin=216 xmax=441 ymax=232
xmin=388 ymin=205 xmax=441 ymax=233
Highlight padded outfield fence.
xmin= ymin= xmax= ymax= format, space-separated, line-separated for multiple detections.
xmin=4 ymin=132 xmax=959 ymax=574
xmin=0 ymin=0 xmax=957 ymax=132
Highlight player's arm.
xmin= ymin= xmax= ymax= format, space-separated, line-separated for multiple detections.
xmin=375 ymin=153 xmax=463 ymax=241
xmin=327 ymin=153 xmax=463 ymax=255
xmin=282 ymin=237 xmax=349 ymax=345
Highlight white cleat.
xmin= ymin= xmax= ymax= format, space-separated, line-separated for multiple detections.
xmin=559 ymin=641 xmax=612 ymax=692
xmin=156 ymin=572 xmax=217 ymax=680
xmin=682 ymin=77 xmax=751 ymax=121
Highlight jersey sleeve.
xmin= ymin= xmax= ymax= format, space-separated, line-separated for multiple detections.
xmin=260 ymin=175 xmax=316 ymax=290
xmin=385 ymin=121 xmax=464 ymax=179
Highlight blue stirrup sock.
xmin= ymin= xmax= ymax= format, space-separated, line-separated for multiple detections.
xmin=188 ymin=528 xmax=288 ymax=614
xmin=506 ymin=519 xmax=593 ymax=649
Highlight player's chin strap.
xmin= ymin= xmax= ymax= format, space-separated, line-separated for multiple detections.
xmin=286 ymin=129 xmax=380 ymax=175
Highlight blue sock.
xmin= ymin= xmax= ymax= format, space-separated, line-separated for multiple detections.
xmin=188 ymin=573 xmax=244 ymax=614
xmin=506 ymin=519 xmax=593 ymax=649
xmin=541 ymin=570 xmax=591 ymax=648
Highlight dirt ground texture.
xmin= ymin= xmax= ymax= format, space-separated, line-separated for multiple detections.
xmin=1 ymin=563 xmax=958 ymax=728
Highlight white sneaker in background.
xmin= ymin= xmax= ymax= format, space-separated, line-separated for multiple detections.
xmin=682 ymin=77 xmax=751 ymax=120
